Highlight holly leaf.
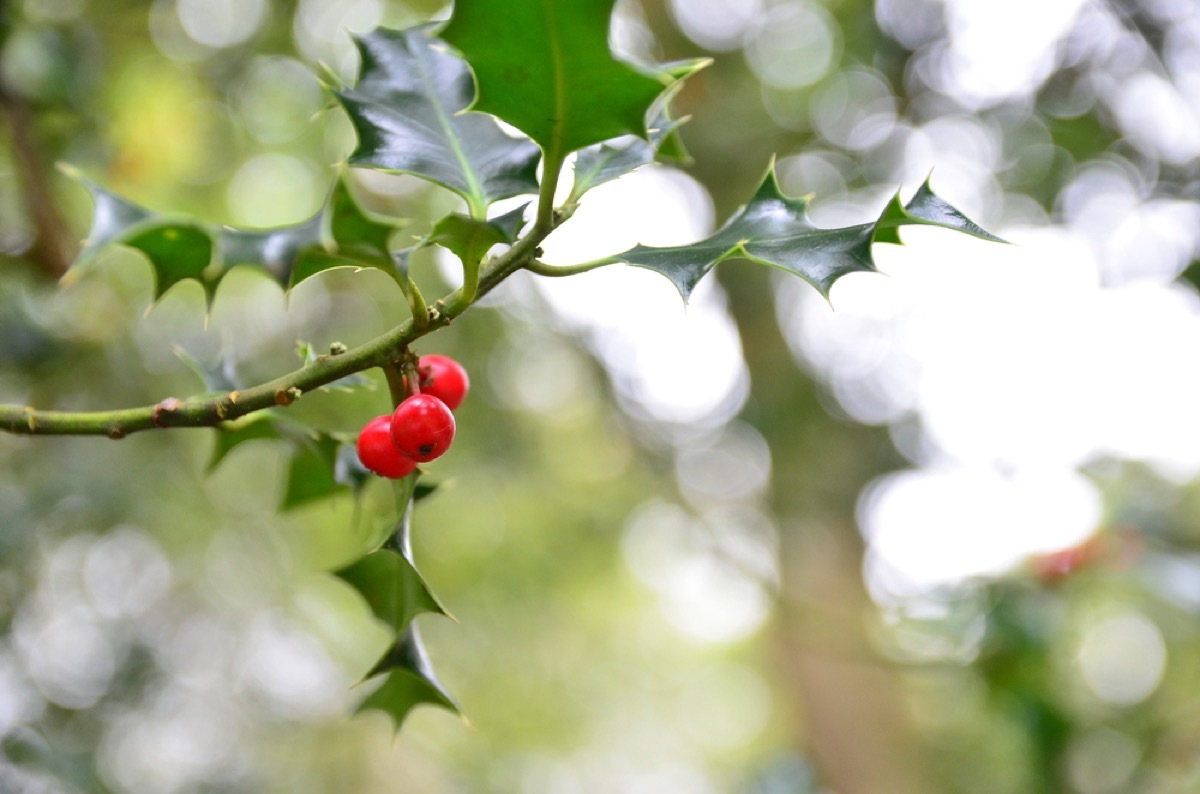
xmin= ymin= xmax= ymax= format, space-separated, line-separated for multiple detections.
xmin=335 ymin=25 xmax=541 ymax=216
xmin=338 ymin=547 xmax=445 ymax=631
xmin=66 ymin=171 xmax=406 ymax=307
xmin=337 ymin=530 xmax=447 ymax=634
xmin=206 ymin=413 xmax=366 ymax=507
xmin=338 ymin=476 xmax=447 ymax=623
xmin=357 ymin=624 xmax=459 ymax=731
xmin=281 ymin=432 xmax=374 ymax=510
xmin=441 ymin=0 xmax=665 ymax=164
xmin=874 ymin=180 xmax=1002 ymax=244
xmin=171 ymin=344 xmax=242 ymax=394
xmin=568 ymin=84 xmax=696 ymax=203
xmin=287 ymin=178 xmax=405 ymax=285
xmin=428 ymin=202 xmax=528 ymax=266
xmin=613 ymin=167 xmax=1007 ymax=301
xmin=207 ymin=413 xmax=288 ymax=471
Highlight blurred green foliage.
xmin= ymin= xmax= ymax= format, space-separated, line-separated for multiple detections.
xmin=4 ymin=1 xmax=1200 ymax=793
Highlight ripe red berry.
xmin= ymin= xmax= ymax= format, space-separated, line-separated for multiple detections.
xmin=356 ymin=415 xmax=417 ymax=478
xmin=391 ymin=394 xmax=456 ymax=462
xmin=414 ymin=354 xmax=469 ymax=411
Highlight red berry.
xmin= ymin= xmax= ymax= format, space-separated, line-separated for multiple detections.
xmin=415 ymin=354 xmax=469 ymax=411
xmin=391 ymin=395 xmax=456 ymax=462
xmin=356 ymin=415 xmax=417 ymax=478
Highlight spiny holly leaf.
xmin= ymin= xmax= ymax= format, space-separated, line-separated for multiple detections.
xmin=874 ymin=180 xmax=1002 ymax=244
xmin=335 ymin=25 xmax=541 ymax=216
xmin=339 ymin=548 xmax=445 ymax=630
xmin=428 ymin=202 xmax=528 ymax=267
xmin=357 ymin=625 xmax=458 ymax=731
xmin=441 ymin=0 xmax=666 ymax=162
xmin=337 ymin=498 xmax=447 ymax=630
xmin=68 ymin=173 xmax=406 ymax=307
xmin=217 ymin=215 xmax=326 ymax=293
xmin=67 ymin=174 xmax=218 ymax=302
xmin=568 ymin=83 xmax=696 ymax=203
xmin=287 ymin=178 xmax=405 ymax=285
xmin=624 ymin=57 xmax=709 ymax=164
xmin=613 ymin=168 xmax=1006 ymax=302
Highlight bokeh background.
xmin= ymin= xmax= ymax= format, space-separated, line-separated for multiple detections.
xmin=4 ymin=0 xmax=1200 ymax=792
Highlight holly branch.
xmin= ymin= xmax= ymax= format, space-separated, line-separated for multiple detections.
xmin=0 ymin=226 xmax=550 ymax=438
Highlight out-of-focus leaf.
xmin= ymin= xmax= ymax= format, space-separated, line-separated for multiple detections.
xmin=208 ymin=413 xmax=366 ymax=508
xmin=171 ymin=344 xmax=241 ymax=394
xmin=207 ymin=413 xmax=288 ymax=471
xmin=283 ymin=433 xmax=349 ymax=510
xmin=217 ymin=214 xmax=325 ymax=289
xmin=287 ymin=178 xmax=404 ymax=285
xmin=335 ymin=25 xmax=541 ymax=216
xmin=613 ymin=168 xmax=1007 ymax=301
xmin=67 ymin=173 xmax=405 ymax=306
xmin=441 ymin=0 xmax=665 ymax=163
xmin=357 ymin=624 xmax=459 ymax=731
xmin=428 ymin=202 xmax=527 ymax=267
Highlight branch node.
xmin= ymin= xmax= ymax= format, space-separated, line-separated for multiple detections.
xmin=228 ymin=390 xmax=240 ymax=404
xmin=274 ymin=387 xmax=302 ymax=406
xmin=107 ymin=427 xmax=126 ymax=440
xmin=152 ymin=397 xmax=183 ymax=428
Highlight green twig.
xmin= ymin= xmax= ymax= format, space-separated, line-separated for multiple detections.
xmin=523 ymin=258 xmax=614 ymax=278
xmin=536 ymin=152 xmax=565 ymax=231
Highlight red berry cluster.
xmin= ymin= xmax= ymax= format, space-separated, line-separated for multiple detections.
xmin=356 ymin=355 xmax=470 ymax=478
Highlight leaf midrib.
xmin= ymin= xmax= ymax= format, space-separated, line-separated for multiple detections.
xmin=412 ymin=34 xmax=487 ymax=217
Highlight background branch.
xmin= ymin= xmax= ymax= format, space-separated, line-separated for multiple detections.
xmin=1 ymin=87 xmax=75 ymax=279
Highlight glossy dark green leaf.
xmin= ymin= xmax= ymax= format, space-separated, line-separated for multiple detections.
xmin=568 ymin=58 xmax=708 ymax=201
xmin=357 ymin=624 xmax=458 ymax=730
xmin=441 ymin=0 xmax=665 ymax=162
xmin=569 ymin=95 xmax=690 ymax=202
xmin=614 ymin=168 xmax=1007 ymax=301
xmin=875 ymin=180 xmax=1005 ymax=244
xmin=340 ymin=482 xmax=445 ymax=613
xmin=335 ymin=25 xmax=541 ymax=216
xmin=337 ymin=547 xmax=445 ymax=632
